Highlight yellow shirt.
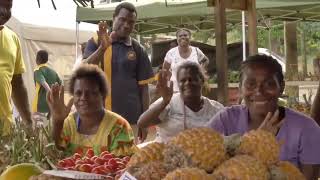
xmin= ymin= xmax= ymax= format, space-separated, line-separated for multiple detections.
xmin=0 ymin=26 xmax=25 ymax=135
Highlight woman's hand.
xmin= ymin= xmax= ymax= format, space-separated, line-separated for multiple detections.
xmin=97 ymin=21 xmax=109 ymax=50
xmin=137 ymin=127 xmax=148 ymax=144
xmin=258 ymin=110 xmax=284 ymax=135
xmin=156 ymin=70 xmax=173 ymax=104
xmin=46 ymin=83 xmax=73 ymax=124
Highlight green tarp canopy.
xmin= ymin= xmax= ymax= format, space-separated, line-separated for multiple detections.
xmin=76 ymin=0 xmax=320 ymax=34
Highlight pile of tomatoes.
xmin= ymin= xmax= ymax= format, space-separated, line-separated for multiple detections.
xmin=56 ymin=148 xmax=130 ymax=177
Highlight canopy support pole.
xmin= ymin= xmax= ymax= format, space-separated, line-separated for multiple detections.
xmin=215 ymin=0 xmax=228 ymax=105
xmin=284 ymin=21 xmax=299 ymax=103
xmin=76 ymin=21 xmax=80 ymax=62
xmin=242 ymin=11 xmax=246 ymax=61
xmin=247 ymin=0 xmax=258 ymax=55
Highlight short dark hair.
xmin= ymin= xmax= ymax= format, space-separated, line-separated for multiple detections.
xmin=114 ymin=2 xmax=137 ymax=17
xmin=36 ymin=50 xmax=49 ymax=64
xmin=176 ymin=61 xmax=207 ymax=83
xmin=176 ymin=28 xmax=191 ymax=38
xmin=240 ymin=54 xmax=284 ymax=87
xmin=69 ymin=64 xmax=108 ymax=100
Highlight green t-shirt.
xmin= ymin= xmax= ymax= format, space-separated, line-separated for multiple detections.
xmin=32 ymin=64 xmax=61 ymax=113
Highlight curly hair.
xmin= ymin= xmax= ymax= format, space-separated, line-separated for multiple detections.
xmin=69 ymin=64 xmax=108 ymax=99
xmin=114 ymin=2 xmax=137 ymax=17
xmin=239 ymin=54 xmax=284 ymax=87
xmin=176 ymin=61 xmax=207 ymax=83
xmin=176 ymin=28 xmax=191 ymax=38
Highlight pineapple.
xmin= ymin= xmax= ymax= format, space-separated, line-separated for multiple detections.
xmin=163 ymin=144 xmax=195 ymax=171
xmin=126 ymin=161 xmax=170 ymax=180
xmin=164 ymin=167 xmax=214 ymax=180
xmin=234 ymin=130 xmax=280 ymax=166
xmin=213 ymin=155 xmax=269 ymax=180
xmin=269 ymin=161 xmax=306 ymax=180
xmin=127 ymin=142 xmax=165 ymax=167
xmin=168 ymin=128 xmax=226 ymax=172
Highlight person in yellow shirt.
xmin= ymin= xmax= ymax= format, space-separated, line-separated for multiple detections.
xmin=0 ymin=0 xmax=32 ymax=136
xmin=47 ymin=64 xmax=136 ymax=156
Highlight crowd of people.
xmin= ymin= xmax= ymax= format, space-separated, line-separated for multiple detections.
xmin=1 ymin=0 xmax=320 ymax=179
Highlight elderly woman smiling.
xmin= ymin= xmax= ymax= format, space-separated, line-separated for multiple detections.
xmin=47 ymin=64 xmax=136 ymax=156
xmin=138 ymin=62 xmax=223 ymax=143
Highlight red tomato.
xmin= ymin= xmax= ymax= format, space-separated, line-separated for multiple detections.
xmin=94 ymin=157 xmax=106 ymax=165
xmin=75 ymin=159 xmax=86 ymax=165
xmin=63 ymin=158 xmax=75 ymax=167
xmin=91 ymin=155 xmax=99 ymax=162
xmin=101 ymin=154 xmax=113 ymax=161
xmin=83 ymin=157 xmax=94 ymax=164
xmin=85 ymin=148 xmax=94 ymax=158
xmin=72 ymin=153 xmax=82 ymax=160
xmin=57 ymin=160 xmax=67 ymax=168
xmin=78 ymin=164 xmax=93 ymax=173
xmin=108 ymin=158 xmax=118 ymax=171
xmin=100 ymin=151 xmax=111 ymax=157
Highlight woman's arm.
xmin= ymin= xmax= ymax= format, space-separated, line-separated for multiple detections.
xmin=47 ymin=83 xmax=73 ymax=149
xmin=137 ymin=70 xmax=173 ymax=128
xmin=137 ymin=98 xmax=169 ymax=128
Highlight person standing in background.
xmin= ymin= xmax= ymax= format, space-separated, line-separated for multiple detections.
xmin=0 ymin=0 xmax=32 ymax=135
xmin=82 ymin=2 xmax=154 ymax=141
xmin=163 ymin=28 xmax=209 ymax=93
xmin=32 ymin=50 xmax=62 ymax=119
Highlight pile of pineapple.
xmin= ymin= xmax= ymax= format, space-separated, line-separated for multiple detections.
xmin=125 ymin=128 xmax=305 ymax=180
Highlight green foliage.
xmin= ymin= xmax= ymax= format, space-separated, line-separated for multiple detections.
xmin=0 ymin=118 xmax=63 ymax=174
xmin=208 ymin=70 xmax=240 ymax=84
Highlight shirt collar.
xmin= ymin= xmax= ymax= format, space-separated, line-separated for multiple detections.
xmin=110 ymin=32 xmax=132 ymax=46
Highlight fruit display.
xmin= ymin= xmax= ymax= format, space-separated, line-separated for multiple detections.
xmin=163 ymin=167 xmax=213 ymax=180
xmin=0 ymin=163 xmax=43 ymax=180
xmin=235 ymin=129 xmax=280 ymax=166
xmin=127 ymin=142 xmax=165 ymax=167
xmin=126 ymin=161 xmax=170 ymax=180
xmin=168 ymin=128 xmax=226 ymax=172
xmin=121 ymin=128 xmax=306 ymax=180
xmin=269 ymin=161 xmax=306 ymax=180
xmin=56 ymin=148 xmax=130 ymax=178
xmin=212 ymin=155 xmax=269 ymax=180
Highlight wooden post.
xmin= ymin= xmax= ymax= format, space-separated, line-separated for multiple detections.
xmin=301 ymin=24 xmax=307 ymax=78
xmin=215 ymin=0 xmax=228 ymax=105
xmin=247 ymin=0 xmax=258 ymax=55
xmin=284 ymin=21 xmax=299 ymax=103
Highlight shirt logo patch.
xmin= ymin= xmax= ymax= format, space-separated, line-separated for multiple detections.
xmin=127 ymin=51 xmax=136 ymax=61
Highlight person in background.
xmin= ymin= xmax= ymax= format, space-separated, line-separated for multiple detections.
xmin=48 ymin=64 xmax=136 ymax=156
xmin=163 ymin=28 xmax=209 ymax=93
xmin=82 ymin=2 xmax=154 ymax=141
xmin=138 ymin=62 xmax=223 ymax=143
xmin=32 ymin=50 xmax=62 ymax=119
xmin=208 ymin=54 xmax=320 ymax=179
xmin=0 ymin=0 xmax=32 ymax=136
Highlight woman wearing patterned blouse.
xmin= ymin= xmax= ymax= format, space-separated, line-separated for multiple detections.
xmin=47 ymin=64 xmax=136 ymax=156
